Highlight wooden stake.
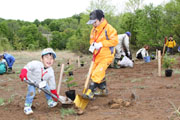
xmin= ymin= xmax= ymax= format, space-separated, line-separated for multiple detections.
xmin=155 ymin=49 xmax=158 ymax=60
xmin=158 ymin=50 xmax=161 ymax=77
xmin=57 ymin=64 xmax=64 ymax=95
xmin=78 ymin=56 xmax=80 ymax=67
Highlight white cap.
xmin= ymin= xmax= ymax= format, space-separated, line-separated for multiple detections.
xmin=41 ymin=48 xmax=56 ymax=59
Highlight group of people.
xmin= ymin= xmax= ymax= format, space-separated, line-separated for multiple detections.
xmin=6 ymin=9 xmax=175 ymax=115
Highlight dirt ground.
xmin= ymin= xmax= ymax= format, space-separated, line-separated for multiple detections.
xmin=0 ymin=51 xmax=180 ymax=120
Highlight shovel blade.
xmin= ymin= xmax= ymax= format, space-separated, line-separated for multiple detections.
xmin=74 ymin=94 xmax=89 ymax=110
xmin=59 ymin=96 xmax=73 ymax=104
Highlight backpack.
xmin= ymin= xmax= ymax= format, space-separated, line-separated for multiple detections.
xmin=0 ymin=62 xmax=7 ymax=75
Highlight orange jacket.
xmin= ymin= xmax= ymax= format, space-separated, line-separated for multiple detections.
xmin=89 ymin=19 xmax=118 ymax=62
xmin=165 ymin=39 xmax=176 ymax=48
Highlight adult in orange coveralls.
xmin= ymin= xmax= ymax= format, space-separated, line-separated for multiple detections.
xmin=83 ymin=9 xmax=118 ymax=100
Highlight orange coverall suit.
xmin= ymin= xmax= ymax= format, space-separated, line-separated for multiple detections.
xmin=89 ymin=19 xmax=118 ymax=84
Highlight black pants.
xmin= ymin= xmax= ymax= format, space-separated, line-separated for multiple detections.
xmin=136 ymin=52 xmax=143 ymax=59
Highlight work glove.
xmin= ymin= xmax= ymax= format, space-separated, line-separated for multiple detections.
xmin=89 ymin=42 xmax=95 ymax=53
xmin=19 ymin=68 xmax=28 ymax=81
xmin=94 ymin=42 xmax=103 ymax=50
xmin=50 ymin=89 xmax=59 ymax=102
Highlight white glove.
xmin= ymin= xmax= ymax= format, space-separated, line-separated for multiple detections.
xmin=94 ymin=42 xmax=103 ymax=50
xmin=89 ymin=42 xmax=95 ymax=53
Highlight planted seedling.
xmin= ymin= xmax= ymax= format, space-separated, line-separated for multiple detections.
xmin=64 ymin=64 xmax=74 ymax=76
xmin=64 ymin=65 xmax=77 ymax=101
xmin=80 ymin=60 xmax=84 ymax=67
xmin=162 ymin=54 xmax=176 ymax=77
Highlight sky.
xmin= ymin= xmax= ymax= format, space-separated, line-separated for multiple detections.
xmin=0 ymin=0 xmax=169 ymax=22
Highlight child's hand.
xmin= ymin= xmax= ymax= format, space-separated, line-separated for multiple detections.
xmin=50 ymin=89 xmax=59 ymax=101
xmin=19 ymin=68 xmax=28 ymax=81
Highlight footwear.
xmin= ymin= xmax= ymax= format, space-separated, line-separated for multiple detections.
xmin=24 ymin=103 xmax=33 ymax=115
xmin=82 ymin=89 xmax=94 ymax=100
xmin=94 ymin=88 xmax=108 ymax=96
xmin=47 ymin=99 xmax=57 ymax=108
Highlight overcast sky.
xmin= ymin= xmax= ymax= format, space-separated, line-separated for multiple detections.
xmin=0 ymin=0 xmax=169 ymax=22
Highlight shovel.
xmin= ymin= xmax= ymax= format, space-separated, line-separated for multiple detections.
xmin=57 ymin=64 xmax=73 ymax=104
xmin=24 ymin=79 xmax=72 ymax=104
xmin=74 ymin=48 xmax=101 ymax=110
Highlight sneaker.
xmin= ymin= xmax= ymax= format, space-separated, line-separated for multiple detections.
xmin=47 ymin=99 xmax=57 ymax=108
xmin=24 ymin=106 xmax=33 ymax=115
xmin=82 ymin=89 xmax=94 ymax=100
xmin=94 ymin=89 xmax=108 ymax=96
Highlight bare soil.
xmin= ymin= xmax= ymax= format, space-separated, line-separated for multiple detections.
xmin=0 ymin=51 xmax=180 ymax=120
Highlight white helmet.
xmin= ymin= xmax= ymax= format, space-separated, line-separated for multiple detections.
xmin=41 ymin=48 xmax=56 ymax=59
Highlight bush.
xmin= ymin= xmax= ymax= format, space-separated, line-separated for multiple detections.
xmin=162 ymin=54 xmax=176 ymax=69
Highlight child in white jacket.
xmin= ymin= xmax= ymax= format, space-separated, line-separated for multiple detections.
xmin=19 ymin=48 xmax=59 ymax=115
xmin=136 ymin=45 xmax=149 ymax=59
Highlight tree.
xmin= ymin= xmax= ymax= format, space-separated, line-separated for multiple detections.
xmin=87 ymin=0 xmax=116 ymax=15
xmin=125 ymin=0 xmax=145 ymax=13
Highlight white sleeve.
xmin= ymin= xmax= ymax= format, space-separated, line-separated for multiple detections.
xmin=48 ymin=68 xmax=56 ymax=90
xmin=141 ymin=49 xmax=146 ymax=58
xmin=24 ymin=61 xmax=37 ymax=72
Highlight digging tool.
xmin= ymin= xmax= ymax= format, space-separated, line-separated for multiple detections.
xmin=162 ymin=37 xmax=167 ymax=63
xmin=57 ymin=64 xmax=73 ymax=104
xmin=24 ymin=79 xmax=72 ymax=104
xmin=74 ymin=49 xmax=101 ymax=110
xmin=162 ymin=37 xmax=167 ymax=57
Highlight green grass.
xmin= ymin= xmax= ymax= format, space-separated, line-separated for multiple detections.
xmin=0 ymin=98 xmax=4 ymax=106
xmin=60 ymin=108 xmax=76 ymax=119
xmin=174 ymin=69 xmax=180 ymax=74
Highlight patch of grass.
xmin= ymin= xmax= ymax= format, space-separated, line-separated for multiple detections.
xmin=131 ymin=78 xmax=144 ymax=83
xmin=0 ymin=98 xmax=5 ymax=106
xmin=174 ymin=69 xmax=180 ymax=74
xmin=168 ymin=100 xmax=180 ymax=120
xmin=60 ymin=108 xmax=76 ymax=119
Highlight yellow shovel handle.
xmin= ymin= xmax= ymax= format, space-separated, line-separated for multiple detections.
xmin=83 ymin=61 xmax=94 ymax=94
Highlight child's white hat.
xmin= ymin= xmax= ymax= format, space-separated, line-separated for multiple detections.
xmin=41 ymin=48 xmax=56 ymax=59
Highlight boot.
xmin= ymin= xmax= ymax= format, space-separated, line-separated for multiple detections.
xmin=82 ymin=82 xmax=98 ymax=100
xmin=82 ymin=89 xmax=94 ymax=100
xmin=7 ymin=68 xmax=13 ymax=74
xmin=94 ymin=81 xmax=108 ymax=96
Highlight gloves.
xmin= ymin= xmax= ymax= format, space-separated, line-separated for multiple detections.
xmin=19 ymin=68 xmax=28 ymax=81
xmin=94 ymin=42 xmax=103 ymax=50
xmin=50 ymin=89 xmax=59 ymax=102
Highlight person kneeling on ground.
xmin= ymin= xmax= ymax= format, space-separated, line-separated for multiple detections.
xmin=0 ymin=55 xmax=7 ymax=75
xmin=113 ymin=32 xmax=132 ymax=69
xmin=19 ymin=48 xmax=59 ymax=115
xmin=83 ymin=9 xmax=118 ymax=100
xmin=136 ymin=45 xmax=149 ymax=59
xmin=0 ymin=53 xmax=15 ymax=73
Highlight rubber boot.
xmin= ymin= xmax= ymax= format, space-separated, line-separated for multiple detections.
xmin=94 ymin=81 xmax=108 ymax=96
xmin=82 ymin=82 xmax=98 ymax=100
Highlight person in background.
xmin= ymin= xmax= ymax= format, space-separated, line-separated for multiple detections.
xmin=0 ymin=53 xmax=15 ymax=73
xmin=19 ymin=48 xmax=59 ymax=115
xmin=136 ymin=45 xmax=149 ymax=59
xmin=0 ymin=55 xmax=7 ymax=75
xmin=166 ymin=35 xmax=176 ymax=55
xmin=114 ymin=32 xmax=132 ymax=68
xmin=83 ymin=9 xmax=118 ymax=99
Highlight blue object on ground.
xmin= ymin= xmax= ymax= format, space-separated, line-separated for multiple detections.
xmin=144 ymin=56 xmax=151 ymax=63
